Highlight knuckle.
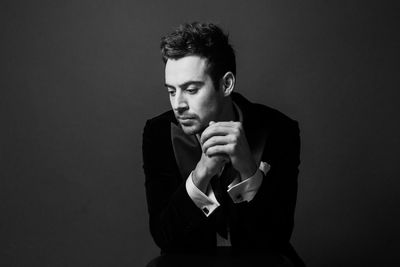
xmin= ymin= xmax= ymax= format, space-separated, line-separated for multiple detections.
xmin=203 ymin=143 xmax=209 ymax=152
xmin=231 ymin=135 xmax=238 ymax=143
xmin=209 ymin=128 xmax=217 ymax=136
xmin=230 ymin=143 xmax=236 ymax=153
xmin=211 ymin=138 xmax=218 ymax=146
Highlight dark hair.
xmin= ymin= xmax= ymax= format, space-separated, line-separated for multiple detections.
xmin=160 ymin=22 xmax=236 ymax=89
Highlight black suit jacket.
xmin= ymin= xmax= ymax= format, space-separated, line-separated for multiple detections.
xmin=143 ymin=93 xmax=301 ymax=258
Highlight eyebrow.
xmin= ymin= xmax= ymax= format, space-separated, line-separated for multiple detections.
xmin=164 ymin=81 xmax=204 ymax=89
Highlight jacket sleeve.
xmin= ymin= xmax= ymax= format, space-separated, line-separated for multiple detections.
xmin=231 ymin=119 xmax=301 ymax=251
xmin=142 ymin=119 xmax=214 ymax=252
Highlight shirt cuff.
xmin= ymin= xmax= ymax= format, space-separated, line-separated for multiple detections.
xmin=227 ymin=161 xmax=270 ymax=203
xmin=186 ymin=172 xmax=220 ymax=217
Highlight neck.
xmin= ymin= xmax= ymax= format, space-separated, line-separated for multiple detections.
xmin=195 ymin=98 xmax=235 ymax=140
xmin=217 ymin=97 xmax=236 ymax=122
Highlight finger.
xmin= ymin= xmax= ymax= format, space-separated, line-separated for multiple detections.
xmin=203 ymin=121 xmax=241 ymax=134
xmin=210 ymin=121 xmax=239 ymax=127
xmin=212 ymin=121 xmax=243 ymax=135
xmin=202 ymin=135 xmax=234 ymax=153
xmin=208 ymin=121 xmax=242 ymax=131
xmin=207 ymin=153 xmax=230 ymax=163
xmin=205 ymin=144 xmax=234 ymax=157
xmin=201 ymin=124 xmax=236 ymax=145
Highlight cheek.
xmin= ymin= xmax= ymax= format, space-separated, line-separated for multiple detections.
xmin=192 ymin=95 xmax=218 ymax=119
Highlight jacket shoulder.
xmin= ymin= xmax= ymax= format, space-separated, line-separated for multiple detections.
xmin=144 ymin=110 xmax=176 ymax=133
xmin=252 ymin=103 xmax=298 ymax=128
xmin=233 ymin=92 xmax=298 ymax=129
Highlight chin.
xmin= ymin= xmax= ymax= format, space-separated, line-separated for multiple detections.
xmin=180 ymin=124 xmax=202 ymax=135
xmin=181 ymin=126 xmax=199 ymax=135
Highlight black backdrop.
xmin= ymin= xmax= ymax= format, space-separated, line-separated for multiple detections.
xmin=1 ymin=1 xmax=399 ymax=266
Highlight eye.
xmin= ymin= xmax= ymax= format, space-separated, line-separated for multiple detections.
xmin=168 ymin=90 xmax=176 ymax=96
xmin=186 ymin=88 xmax=198 ymax=94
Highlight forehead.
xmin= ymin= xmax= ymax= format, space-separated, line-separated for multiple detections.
xmin=165 ymin=56 xmax=210 ymax=85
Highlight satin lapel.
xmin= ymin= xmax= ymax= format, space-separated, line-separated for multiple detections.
xmin=170 ymin=123 xmax=202 ymax=179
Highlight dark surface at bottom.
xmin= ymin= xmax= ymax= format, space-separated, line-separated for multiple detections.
xmin=146 ymin=248 xmax=296 ymax=267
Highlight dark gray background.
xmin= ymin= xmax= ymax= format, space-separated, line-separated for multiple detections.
xmin=1 ymin=1 xmax=399 ymax=266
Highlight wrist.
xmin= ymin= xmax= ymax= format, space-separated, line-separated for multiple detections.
xmin=193 ymin=166 xmax=212 ymax=193
xmin=239 ymin=162 xmax=258 ymax=181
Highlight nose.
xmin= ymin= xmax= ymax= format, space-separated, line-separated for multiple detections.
xmin=172 ymin=91 xmax=189 ymax=114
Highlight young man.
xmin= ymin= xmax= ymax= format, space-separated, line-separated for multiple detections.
xmin=143 ymin=22 xmax=304 ymax=266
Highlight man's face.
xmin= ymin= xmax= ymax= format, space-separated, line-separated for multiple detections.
xmin=165 ymin=55 xmax=224 ymax=135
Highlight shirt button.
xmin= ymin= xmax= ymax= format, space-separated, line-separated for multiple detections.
xmin=202 ymin=207 xmax=209 ymax=214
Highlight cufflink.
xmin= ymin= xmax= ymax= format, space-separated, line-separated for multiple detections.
xmin=259 ymin=161 xmax=271 ymax=175
xmin=202 ymin=207 xmax=209 ymax=214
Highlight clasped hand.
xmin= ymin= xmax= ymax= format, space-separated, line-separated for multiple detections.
xmin=198 ymin=121 xmax=257 ymax=181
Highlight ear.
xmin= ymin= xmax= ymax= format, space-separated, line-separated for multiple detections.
xmin=220 ymin=72 xmax=235 ymax=97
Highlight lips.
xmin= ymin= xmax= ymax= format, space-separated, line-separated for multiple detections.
xmin=179 ymin=118 xmax=194 ymax=125
xmin=177 ymin=115 xmax=196 ymax=120
xmin=177 ymin=116 xmax=196 ymax=125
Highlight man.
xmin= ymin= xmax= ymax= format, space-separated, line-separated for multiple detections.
xmin=143 ymin=22 xmax=304 ymax=266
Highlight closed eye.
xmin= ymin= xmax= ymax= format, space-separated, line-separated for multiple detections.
xmin=185 ymin=88 xmax=199 ymax=94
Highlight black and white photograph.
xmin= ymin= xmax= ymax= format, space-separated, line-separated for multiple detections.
xmin=1 ymin=1 xmax=399 ymax=266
